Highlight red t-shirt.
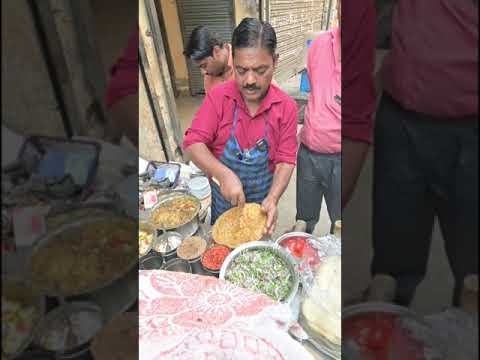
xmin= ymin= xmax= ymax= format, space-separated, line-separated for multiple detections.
xmin=183 ymin=80 xmax=298 ymax=173
xmin=105 ymin=29 xmax=139 ymax=108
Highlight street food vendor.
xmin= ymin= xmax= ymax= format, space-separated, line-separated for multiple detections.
xmin=184 ymin=25 xmax=234 ymax=94
xmin=183 ymin=18 xmax=298 ymax=235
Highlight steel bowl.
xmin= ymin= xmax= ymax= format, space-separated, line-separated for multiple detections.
xmin=152 ymin=231 xmax=183 ymax=261
xmin=149 ymin=192 xmax=201 ymax=231
xmin=187 ymin=256 xmax=205 ymax=275
xmin=172 ymin=218 xmax=200 ymax=240
xmin=202 ymin=266 xmax=220 ymax=277
xmin=139 ymin=254 xmax=164 ymax=270
xmin=162 ymin=258 xmax=192 ymax=273
xmin=276 ymin=232 xmax=341 ymax=260
xmin=219 ymin=241 xmax=300 ymax=304
xmin=33 ymin=301 xmax=104 ymax=359
xmin=343 ymin=301 xmax=435 ymax=323
xmin=2 ymin=276 xmax=46 ymax=360
xmin=342 ymin=302 xmax=447 ymax=359
xmin=275 ymin=232 xmax=317 ymax=245
xmin=201 ymin=245 xmax=231 ymax=276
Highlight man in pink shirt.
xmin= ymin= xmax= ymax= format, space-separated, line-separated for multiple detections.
xmin=372 ymin=0 xmax=478 ymax=307
xmin=183 ymin=18 xmax=298 ymax=235
xmin=184 ymin=26 xmax=234 ymax=94
xmin=296 ymin=24 xmax=341 ymax=234
xmin=105 ymin=28 xmax=139 ymax=147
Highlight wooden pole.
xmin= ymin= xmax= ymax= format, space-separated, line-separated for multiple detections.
xmin=139 ymin=0 xmax=183 ymax=162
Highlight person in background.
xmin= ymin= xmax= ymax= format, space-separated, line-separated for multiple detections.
xmin=184 ymin=26 xmax=234 ymax=94
xmin=183 ymin=18 xmax=298 ymax=235
xmin=295 ymin=1 xmax=341 ymax=234
xmin=105 ymin=28 xmax=139 ymax=147
xmin=370 ymin=0 xmax=478 ymax=307
xmin=341 ymin=0 xmax=377 ymax=208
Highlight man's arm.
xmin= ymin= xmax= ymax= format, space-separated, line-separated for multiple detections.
xmin=262 ymin=163 xmax=295 ymax=235
xmin=108 ymin=94 xmax=138 ymax=147
xmin=342 ymin=0 xmax=376 ymax=208
xmin=184 ymin=143 xmax=245 ymax=207
xmin=342 ymin=139 xmax=369 ymax=208
xmin=183 ymin=91 xmax=248 ymax=207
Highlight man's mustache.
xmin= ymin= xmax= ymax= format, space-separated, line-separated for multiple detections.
xmin=243 ymin=85 xmax=260 ymax=91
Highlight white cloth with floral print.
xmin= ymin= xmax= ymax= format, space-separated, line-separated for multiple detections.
xmin=139 ymin=270 xmax=314 ymax=360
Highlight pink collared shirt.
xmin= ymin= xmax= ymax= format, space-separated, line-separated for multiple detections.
xmin=300 ymin=27 xmax=341 ymax=154
xmin=382 ymin=1 xmax=478 ymax=117
xmin=105 ymin=29 xmax=139 ymax=108
xmin=183 ymin=80 xmax=298 ymax=173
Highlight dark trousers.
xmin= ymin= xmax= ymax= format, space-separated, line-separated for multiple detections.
xmin=372 ymin=93 xmax=478 ymax=307
xmin=296 ymin=144 xmax=341 ymax=234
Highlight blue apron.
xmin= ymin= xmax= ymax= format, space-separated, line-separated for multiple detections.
xmin=210 ymin=105 xmax=273 ymax=225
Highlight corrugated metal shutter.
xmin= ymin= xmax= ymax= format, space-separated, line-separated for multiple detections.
xmin=177 ymin=0 xmax=235 ymax=95
xmin=267 ymin=0 xmax=331 ymax=83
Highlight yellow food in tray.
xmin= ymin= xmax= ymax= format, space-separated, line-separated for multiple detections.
xmin=2 ymin=279 xmax=44 ymax=359
xmin=139 ymin=230 xmax=153 ymax=257
xmin=150 ymin=196 xmax=198 ymax=229
xmin=2 ymin=297 xmax=37 ymax=357
xmin=30 ymin=218 xmax=136 ymax=297
xmin=212 ymin=203 xmax=267 ymax=248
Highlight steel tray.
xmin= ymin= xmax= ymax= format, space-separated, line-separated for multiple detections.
xmin=27 ymin=212 xmax=138 ymax=298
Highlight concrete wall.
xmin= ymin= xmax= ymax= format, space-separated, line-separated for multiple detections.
xmin=330 ymin=0 xmax=339 ymax=28
xmin=91 ymin=0 xmax=137 ymax=81
xmin=234 ymin=0 xmax=259 ymax=24
xmin=2 ymin=0 xmax=66 ymax=137
xmin=139 ymin=68 xmax=167 ymax=162
xmin=158 ymin=0 xmax=189 ymax=89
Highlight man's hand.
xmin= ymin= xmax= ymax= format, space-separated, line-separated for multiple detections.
xmin=108 ymin=94 xmax=138 ymax=147
xmin=185 ymin=144 xmax=245 ymax=207
xmin=342 ymin=138 xmax=370 ymax=208
xmin=261 ymin=196 xmax=278 ymax=236
xmin=218 ymin=170 xmax=245 ymax=207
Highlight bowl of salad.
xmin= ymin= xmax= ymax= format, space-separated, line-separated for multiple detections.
xmin=219 ymin=241 xmax=300 ymax=303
